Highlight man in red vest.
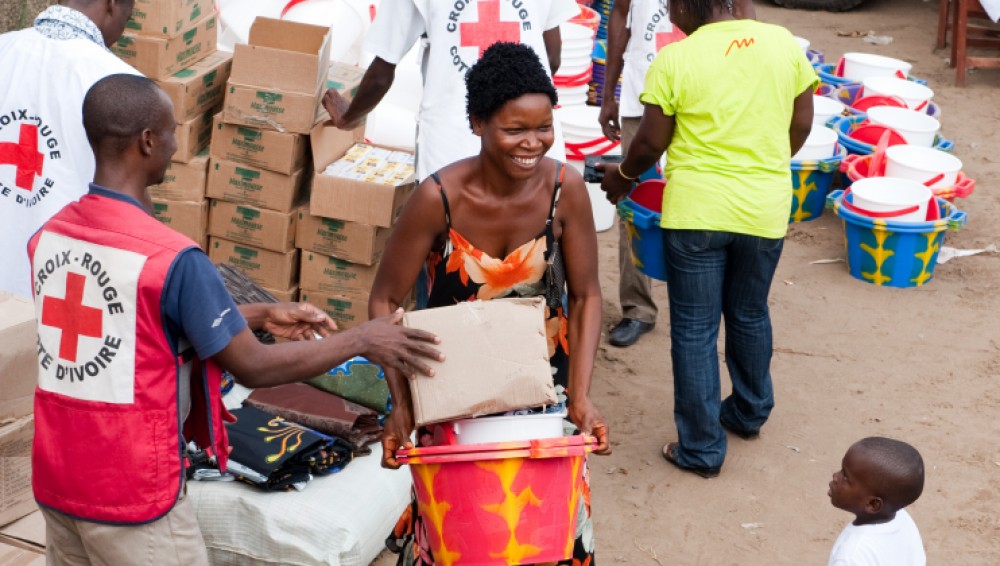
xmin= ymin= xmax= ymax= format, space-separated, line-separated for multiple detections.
xmin=28 ymin=73 xmax=442 ymax=566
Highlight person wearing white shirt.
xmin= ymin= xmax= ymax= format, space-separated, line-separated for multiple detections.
xmin=0 ymin=0 xmax=141 ymax=298
xmin=322 ymin=0 xmax=578 ymax=181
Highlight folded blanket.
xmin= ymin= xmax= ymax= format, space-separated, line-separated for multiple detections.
xmin=307 ymin=356 xmax=391 ymax=414
xmin=226 ymin=405 xmax=353 ymax=491
xmin=246 ymin=383 xmax=382 ymax=452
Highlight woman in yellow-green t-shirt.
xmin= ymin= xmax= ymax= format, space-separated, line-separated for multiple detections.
xmin=601 ymin=0 xmax=818 ymax=479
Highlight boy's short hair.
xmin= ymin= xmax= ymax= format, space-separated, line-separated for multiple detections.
xmin=856 ymin=437 xmax=925 ymax=510
xmin=465 ymin=42 xmax=558 ymax=128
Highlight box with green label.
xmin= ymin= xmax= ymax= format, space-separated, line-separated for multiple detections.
xmin=208 ymin=200 xmax=298 ymax=253
xmin=157 ymin=51 xmax=233 ymax=122
xmin=298 ymin=289 xmax=369 ymax=331
xmin=222 ymin=81 xmax=321 ymax=135
xmin=151 ymin=198 xmax=209 ymax=249
xmin=174 ymin=110 xmax=217 ymax=164
xmin=299 ymin=251 xmax=379 ymax=296
xmin=295 ymin=211 xmax=389 ymax=266
xmin=113 ymin=12 xmax=217 ymax=80
xmin=210 ymin=114 xmax=307 ymax=174
xmin=125 ymin=0 xmax=203 ymax=38
xmin=206 ymin=158 xmax=306 ymax=213
xmin=208 ymin=237 xmax=299 ymax=290
xmin=149 ymin=150 xmax=209 ymax=201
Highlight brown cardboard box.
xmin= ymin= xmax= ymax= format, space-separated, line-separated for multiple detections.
xmin=149 ymin=150 xmax=210 ymax=202
xmin=210 ymin=115 xmax=307 ymax=175
xmin=158 ymin=51 xmax=233 ymax=122
xmin=299 ymin=251 xmax=378 ymax=295
xmin=206 ymin=158 xmax=306 ymax=213
xmin=151 ymin=199 xmax=209 ymax=249
xmin=325 ymin=62 xmax=366 ymax=103
xmin=125 ymin=0 xmax=203 ymax=38
xmin=0 ymin=511 xmax=45 ymax=550
xmin=298 ymin=289 xmax=369 ymax=331
xmin=113 ymin=13 xmax=217 ymax=80
xmin=308 ymin=122 xmax=415 ymax=228
xmin=0 ymin=293 xmax=36 ymax=422
xmin=0 ymin=540 xmax=43 ymax=566
xmin=0 ymin=416 xmax=35 ymax=528
xmin=230 ymin=17 xmax=332 ymax=96
xmin=402 ymin=298 xmax=556 ymax=426
xmin=261 ymin=285 xmax=299 ymax=303
xmin=174 ymin=110 xmax=216 ymax=164
xmin=208 ymin=237 xmax=298 ymax=290
xmin=295 ymin=212 xmax=389 ymax=266
xmin=223 ymin=81 xmax=321 ymax=135
xmin=208 ymin=200 xmax=297 ymax=253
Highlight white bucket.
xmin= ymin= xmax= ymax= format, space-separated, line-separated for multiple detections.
xmin=795 ymin=36 xmax=810 ymax=52
xmin=884 ymin=145 xmax=962 ymax=190
xmin=842 ymin=52 xmax=913 ymax=81
xmin=365 ymin=103 xmax=416 ymax=150
xmin=792 ymin=125 xmax=839 ymax=161
xmin=867 ymin=107 xmax=940 ymax=147
xmin=849 ymin=177 xmax=932 ymax=222
xmin=587 ymin=183 xmax=617 ymax=232
xmin=813 ymin=95 xmax=846 ymax=126
xmin=452 ymin=411 xmax=566 ymax=445
xmin=862 ymin=77 xmax=934 ymax=113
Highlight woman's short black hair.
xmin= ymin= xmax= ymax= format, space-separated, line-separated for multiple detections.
xmin=465 ymin=42 xmax=558 ymax=128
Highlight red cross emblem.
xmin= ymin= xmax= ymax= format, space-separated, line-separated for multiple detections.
xmin=460 ymin=0 xmax=521 ymax=57
xmin=656 ymin=28 xmax=686 ymax=51
xmin=41 ymin=272 xmax=103 ymax=363
xmin=0 ymin=123 xmax=45 ymax=191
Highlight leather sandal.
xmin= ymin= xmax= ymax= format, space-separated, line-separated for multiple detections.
xmin=661 ymin=442 xmax=721 ymax=479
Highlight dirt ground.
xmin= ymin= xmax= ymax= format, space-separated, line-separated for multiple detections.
xmin=375 ymin=0 xmax=1000 ymax=563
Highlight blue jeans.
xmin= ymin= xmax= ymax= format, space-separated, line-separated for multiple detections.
xmin=662 ymin=229 xmax=784 ymax=469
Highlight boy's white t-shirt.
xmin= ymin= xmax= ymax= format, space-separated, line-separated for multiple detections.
xmin=620 ymin=0 xmax=684 ymax=118
xmin=364 ymin=0 xmax=576 ymax=179
xmin=829 ymin=509 xmax=927 ymax=566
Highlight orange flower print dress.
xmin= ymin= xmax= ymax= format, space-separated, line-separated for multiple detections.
xmin=385 ymin=165 xmax=595 ymax=565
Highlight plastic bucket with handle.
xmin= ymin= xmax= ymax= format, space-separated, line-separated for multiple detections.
xmin=790 ymin=148 xmax=846 ymax=223
xmin=843 ymin=177 xmax=933 ymax=223
xmin=867 ymin=107 xmax=941 ymax=147
xmin=861 ymin=77 xmax=934 ymax=113
xmin=884 ymin=145 xmax=962 ymax=190
xmin=617 ymin=180 xmax=667 ymax=281
xmin=842 ymin=52 xmax=913 ymax=81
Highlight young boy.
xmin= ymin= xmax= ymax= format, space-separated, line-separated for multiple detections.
xmin=828 ymin=437 xmax=927 ymax=565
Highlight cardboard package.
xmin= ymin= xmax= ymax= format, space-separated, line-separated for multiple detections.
xmin=151 ymin=199 xmax=209 ymax=249
xmin=295 ymin=212 xmax=389 ymax=266
xmin=208 ymin=200 xmax=297 ymax=253
xmin=206 ymin=158 xmax=306 ymax=213
xmin=210 ymin=115 xmax=307 ymax=175
xmin=402 ymin=298 xmax=556 ymax=426
xmin=0 ymin=293 xmax=37 ymax=422
xmin=0 ymin=540 xmax=43 ymax=566
xmin=208 ymin=237 xmax=299 ymax=290
xmin=325 ymin=62 xmax=366 ymax=102
xmin=125 ymin=0 xmax=202 ymax=38
xmin=113 ymin=13 xmax=217 ymax=80
xmin=149 ymin=150 xmax=209 ymax=202
xmin=224 ymin=18 xmax=332 ymax=134
xmin=309 ymin=122 xmax=415 ymax=227
xmin=158 ymin=51 xmax=233 ymax=123
xmin=0 ymin=416 xmax=35 ymax=527
xmin=299 ymin=289 xmax=369 ymax=331
xmin=299 ymin=251 xmax=378 ymax=295
xmin=174 ymin=110 xmax=217 ymax=164
xmin=262 ymin=285 xmax=299 ymax=303
xmin=0 ymin=510 xmax=44 ymax=550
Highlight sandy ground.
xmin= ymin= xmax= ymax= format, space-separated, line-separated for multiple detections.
xmin=375 ymin=0 xmax=1000 ymax=563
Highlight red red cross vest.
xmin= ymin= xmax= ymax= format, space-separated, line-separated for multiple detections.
xmin=27 ymin=193 xmax=232 ymax=524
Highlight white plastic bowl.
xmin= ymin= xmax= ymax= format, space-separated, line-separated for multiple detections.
xmin=862 ymin=77 xmax=934 ymax=113
xmin=884 ymin=145 xmax=962 ymax=189
xmin=452 ymin=411 xmax=566 ymax=445
xmin=849 ymin=177 xmax=932 ymax=223
xmin=792 ymin=125 xmax=839 ymax=161
xmin=813 ymin=95 xmax=846 ymax=126
xmin=867 ymin=107 xmax=940 ymax=147
xmin=842 ymin=52 xmax=913 ymax=81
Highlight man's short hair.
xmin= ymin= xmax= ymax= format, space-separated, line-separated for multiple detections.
xmin=856 ymin=437 xmax=925 ymax=509
xmin=82 ymin=73 xmax=165 ymax=153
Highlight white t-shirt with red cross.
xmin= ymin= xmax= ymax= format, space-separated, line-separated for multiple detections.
xmin=620 ymin=0 xmax=685 ymax=118
xmin=365 ymin=0 xmax=578 ymax=180
xmin=0 ymin=28 xmax=139 ymax=298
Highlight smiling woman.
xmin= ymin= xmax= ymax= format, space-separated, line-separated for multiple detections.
xmin=369 ymin=42 xmax=610 ymax=565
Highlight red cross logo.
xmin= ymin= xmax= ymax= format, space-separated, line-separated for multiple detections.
xmin=0 ymin=123 xmax=45 ymax=191
xmin=460 ymin=0 xmax=521 ymax=57
xmin=42 ymin=272 xmax=103 ymax=363
xmin=656 ymin=28 xmax=686 ymax=51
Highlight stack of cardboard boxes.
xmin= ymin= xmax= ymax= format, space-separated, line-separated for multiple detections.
xmin=112 ymin=0 xmax=231 ymax=249
xmin=206 ymin=18 xmax=333 ymax=302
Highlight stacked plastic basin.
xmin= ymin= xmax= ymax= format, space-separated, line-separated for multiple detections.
xmin=555 ymin=23 xmax=597 ymax=108
xmin=557 ymin=105 xmax=619 ymax=232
